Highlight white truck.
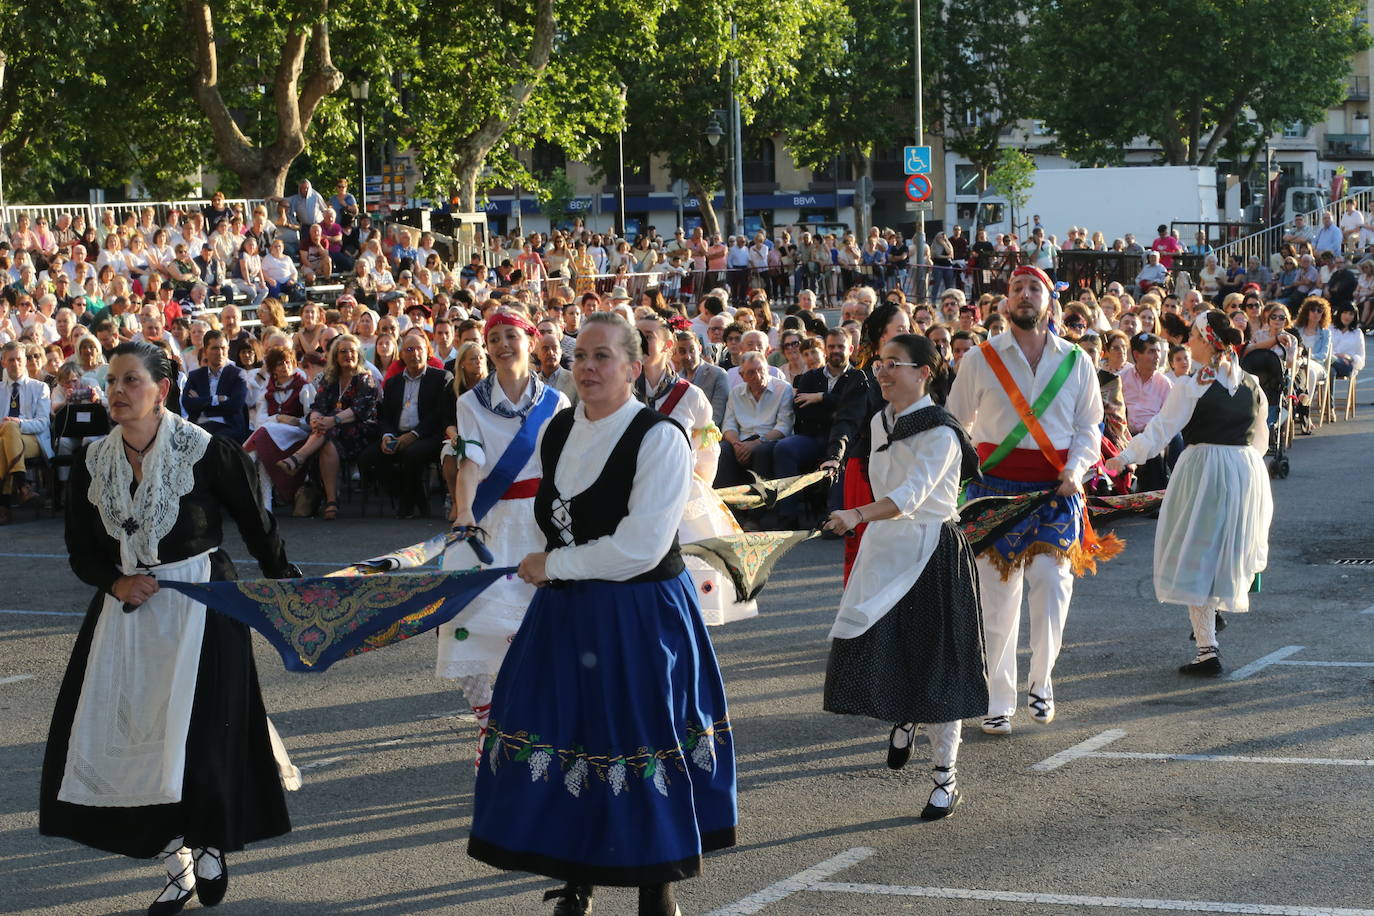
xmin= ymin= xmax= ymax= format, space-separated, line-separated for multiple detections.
xmin=978 ymin=164 xmax=1220 ymax=243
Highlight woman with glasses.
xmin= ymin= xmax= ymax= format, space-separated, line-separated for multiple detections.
xmin=823 ymin=333 xmax=985 ymax=820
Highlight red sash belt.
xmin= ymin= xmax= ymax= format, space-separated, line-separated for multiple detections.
xmin=501 ymin=478 xmax=542 ymax=500
xmin=975 ymin=443 xmax=1068 ymax=482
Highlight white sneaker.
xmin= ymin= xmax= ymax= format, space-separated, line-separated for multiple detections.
xmin=1028 ymin=692 xmax=1055 ymax=724
xmin=980 ymin=715 xmax=1011 ymax=735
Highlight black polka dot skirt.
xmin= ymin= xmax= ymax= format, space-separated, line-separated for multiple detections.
xmin=823 ymin=522 xmax=989 ymax=724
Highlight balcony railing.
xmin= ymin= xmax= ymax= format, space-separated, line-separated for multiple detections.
xmin=1325 ymin=133 xmax=1371 ymax=158
xmin=1349 ymin=76 xmax=1370 ymax=101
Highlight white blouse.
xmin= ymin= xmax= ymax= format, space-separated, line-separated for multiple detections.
xmin=830 ymin=396 xmax=962 ymax=639
xmin=1116 ymin=359 xmax=1269 ymax=465
xmin=649 ymin=378 xmax=718 ymax=481
xmin=544 ymin=397 xmax=692 ymax=583
xmin=455 ymin=379 xmax=570 ymax=480
xmin=1331 ymin=327 xmax=1366 ymax=371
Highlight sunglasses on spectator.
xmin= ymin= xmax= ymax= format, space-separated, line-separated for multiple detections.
xmin=1065 ymin=319 xmax=1086 ymax=329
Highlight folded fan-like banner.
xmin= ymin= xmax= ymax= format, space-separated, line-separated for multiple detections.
xmin=159 ymin=567 xmax=515 ymax=673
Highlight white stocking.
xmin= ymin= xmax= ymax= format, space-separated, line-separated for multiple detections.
xmin=456 ymin=673 xmax=495 ymax=767
xmin=926 ymin=720 xmax=962 ymax=805
xmin=1188 ymin=605 xmax=1218 ymax=658
xmin=193 ymin=846 xmax=224 ymax=881
xmin=155 ymin=837 xmax=194 ymax=902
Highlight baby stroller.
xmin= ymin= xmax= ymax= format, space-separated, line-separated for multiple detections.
xmin=1240 ymin=348 xmax=1289 ymax=479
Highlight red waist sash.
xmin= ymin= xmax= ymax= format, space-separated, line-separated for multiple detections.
xmin=502 ymin=478 xmax=542 ymax=500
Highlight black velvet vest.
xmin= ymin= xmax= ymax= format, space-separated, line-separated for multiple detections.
xmin=535 ymin=406 xmax=686 ymax=583
xmin=1181 ymin=374 xmax=1263 ymax=447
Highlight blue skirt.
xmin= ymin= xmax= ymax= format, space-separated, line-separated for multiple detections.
xmin=965 ymin=475 xmax=1083 ymax=576
xmin=467 ymin=571 xmax=737 ymax=887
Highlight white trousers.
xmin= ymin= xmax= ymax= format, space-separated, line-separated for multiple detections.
xmin=977 ymin=552 xmax=1074 ymax=718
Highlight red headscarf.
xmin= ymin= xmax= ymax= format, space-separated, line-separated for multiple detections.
xmin=1010 ymin=264 xmax=1053 ymax=292
xmin=484 ymin=310 xmax=539 ymax=336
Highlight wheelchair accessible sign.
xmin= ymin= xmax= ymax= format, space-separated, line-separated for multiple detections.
xmin=903 ymin=146 xmax=932 ymax=175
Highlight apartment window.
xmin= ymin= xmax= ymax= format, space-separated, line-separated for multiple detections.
xmin=1281 ymin=123 xmax=1308 ymax=139
xmin=954 ymin=164 xmax=982 ymax=196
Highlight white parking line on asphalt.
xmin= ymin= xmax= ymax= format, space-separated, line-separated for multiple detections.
xmin=810 ymin=880 xmax=1374 ymax=915
xmin=713 ymin=847 xmax=1374 ymax=915
xmin=1227 ymin=645 xmax=1305 ymax=680
xmin=1029 ymin=729 xmax=1128 ymax=773
xmin=0 ymin=675 xmax=33 ymax=685
xmin=703 ymin=847 xmax=876 ymax=916
xmin=1360 ymin=604 xmax=1374 ymax=615
xmin=1032 ymin=730 xmax=1374 ymax=772
xmin=1229 ymin=646 xmax=1374 ymax=680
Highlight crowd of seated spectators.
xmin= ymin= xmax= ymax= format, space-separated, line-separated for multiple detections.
xmin=0 ymin=192 xmax=1364 ymax=526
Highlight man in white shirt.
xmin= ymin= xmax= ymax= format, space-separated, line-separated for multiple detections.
xmin=726 ymin=235 xmax=752 ymax=304
xmin=0 ymin=340 xmax=51 ymax=524
xmin=1135 ymin=251 xmax=1170 ymax=292
xmin=718 ymin=351 xmax=794 ymax=488
xmin=947 ymin=265 xmax=1103 ymax=735
xmin=1340 ymin=199 xmax=1365 ymax=251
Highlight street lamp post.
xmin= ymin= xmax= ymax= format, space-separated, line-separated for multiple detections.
xmin=617 ymin=82 xmax=627 ymax=239
xmin=728 ymin=19 xmax=744 ymax=238
xmin=0 ymin=51 xmax=8 ymax=230
xmin=348 ymin=79 xmax=370 ymax=220
xmin=705 ymin=115 xmax=727 ymax=236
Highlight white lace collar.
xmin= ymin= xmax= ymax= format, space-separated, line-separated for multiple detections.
xmin=86 ymin=410 xmax=212 ymax=571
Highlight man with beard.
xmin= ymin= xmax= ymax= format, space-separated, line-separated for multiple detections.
xmin=947 ymin=265 xmax=1104 ymax=736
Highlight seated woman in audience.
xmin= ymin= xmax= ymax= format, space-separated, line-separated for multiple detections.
xmin=1102 ymin=329 xmax=1131 ymax=374
xmin=279 ymin=334 xmax=378 ymax=520
xmin=73 ymin=335 xmax=107 ymax=391
xmin=1354 ymin=257 xmax=1374 ymax=330
xmin=1330 ymin=303 xmax=1365 ymax=380
xmin=1229 ymin=309 xmax=1250 ymax=344
xmin=236 ymin=337 xmax=268 ymax=426
xmin=245 ymin=347 xmax=316 ymax=512
xmin=293 ymin=302 xmax=329 ymax=374
xmin=353 ymin=308 xmax=379 ymax=362
xmin=1197 ymin=255 xmax=1224 ymax=300
xmin=369 ymin=330 xmax=399 ymax=383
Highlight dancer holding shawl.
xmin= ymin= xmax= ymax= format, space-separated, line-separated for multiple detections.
xmin=635 ymin=315 xmax=756 ymax=625
xmin=469 ymin=314 xmax=735 ymax=916
xmin=439 ymin=309 xmax=569 ymax=758
xmin=819 ymin=303 xmax=913 ymax=582
xmin=41 ymin=342 xmax=298 ymax=915
xmin=1107 ymin=310 xmax=1271 ymax=676
xmin=948 ymin=266 xmax=1105 ymax=735
xmin=822 ymin=334 xmax=987 ymax=820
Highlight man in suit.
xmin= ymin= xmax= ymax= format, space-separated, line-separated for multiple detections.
xmin=672 ymin=330 xmax=728 ymax=427
xmin=183 ymin=330 xmax=250 ymax=443
xmin=358 ymin=328 xmax=454 ymax=518
xmin=778 ymin=328 xmax=861 ymax=526
xmin=0 ymin=341 xmax=51 ymax=525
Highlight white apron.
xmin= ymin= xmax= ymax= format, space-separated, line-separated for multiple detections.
xmin=59 ymin=550 xmax=213 ymax=807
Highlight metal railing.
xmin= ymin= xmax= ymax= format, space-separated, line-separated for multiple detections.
xmin=1213 ymin=188 xmax=1374 ymax=265
xmin=0 ymin=198 xmax=270 ymax=232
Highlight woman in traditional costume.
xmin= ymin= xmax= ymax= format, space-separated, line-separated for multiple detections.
xmin=634 ymin=314 xmax=755 ymax=625
xmin=439 ymin=310 xmax=569 ymax=758
xmin=41 ymin=341 xmax=297 ymax=915
xmin=819 ymin=302 xmax=913 ymax=582
xmin=468 ymin=313 xmax=736 ymax=916
xmin=822 ymin=334 xmax=987 ymax=820
xmin=1107 ymin=309 xmax=1272 ymax=676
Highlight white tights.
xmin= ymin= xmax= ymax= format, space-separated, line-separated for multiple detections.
xmin=1189 ymin=604 xmax=1219 ymax=657
xmin=456 ymin=673 xmax=495 ymax=766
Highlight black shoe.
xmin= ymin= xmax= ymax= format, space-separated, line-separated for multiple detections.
xmin=544 ymin=884 xmax=594 ymax=915
xmin=1179 ymin=651 xmax=1223 ymax=677
xmin=193 ymin=847 xmax=228 ymax=907
xmin=148 ymin=874 xmax=195 ymax=916
xmin=920 ymin=766 xmax=961 ymax=820
xmin=887 ymin=722 xmax=915 ymax=770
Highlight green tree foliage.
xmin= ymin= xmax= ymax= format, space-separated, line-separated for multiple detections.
xmin=925 ymin=0 xmax=1041 ymax=188
xmin=619 ymin=0 xmax=821 ymax=236
xmin=988 ymin=147 xmax=1035 ymax=229
xmin=773 ymin=0 xmax=913 ymax=211
xmin=1030 ymin=0 xmax=1371 ymax=166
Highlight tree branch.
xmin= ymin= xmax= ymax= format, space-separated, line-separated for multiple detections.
xmin=1198 ymin=93 xmax=1250 ymax=166
xmin=184 ymin=0 xmax=256 ymax=168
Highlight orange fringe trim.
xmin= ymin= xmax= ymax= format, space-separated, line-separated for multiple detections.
xmin=981 ymin=532 xmax=1126 ymax=581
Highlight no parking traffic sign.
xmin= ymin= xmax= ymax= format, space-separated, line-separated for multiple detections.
xmin=904 ymin=173 xmax=932 ymax=203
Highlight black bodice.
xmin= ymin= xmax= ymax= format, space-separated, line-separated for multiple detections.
xmin=535 ymin=406 xmax=686 ymax=583
xmin=1181 ymin=374 xmax=1263 ymax=447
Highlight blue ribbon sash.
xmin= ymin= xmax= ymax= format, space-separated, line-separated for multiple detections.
xmin=470 ymin=386 xmax=560 ymax=523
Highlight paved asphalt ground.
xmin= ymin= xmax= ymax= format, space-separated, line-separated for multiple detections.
xmin=1 ymin=410 xmax=1372 ymax=915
